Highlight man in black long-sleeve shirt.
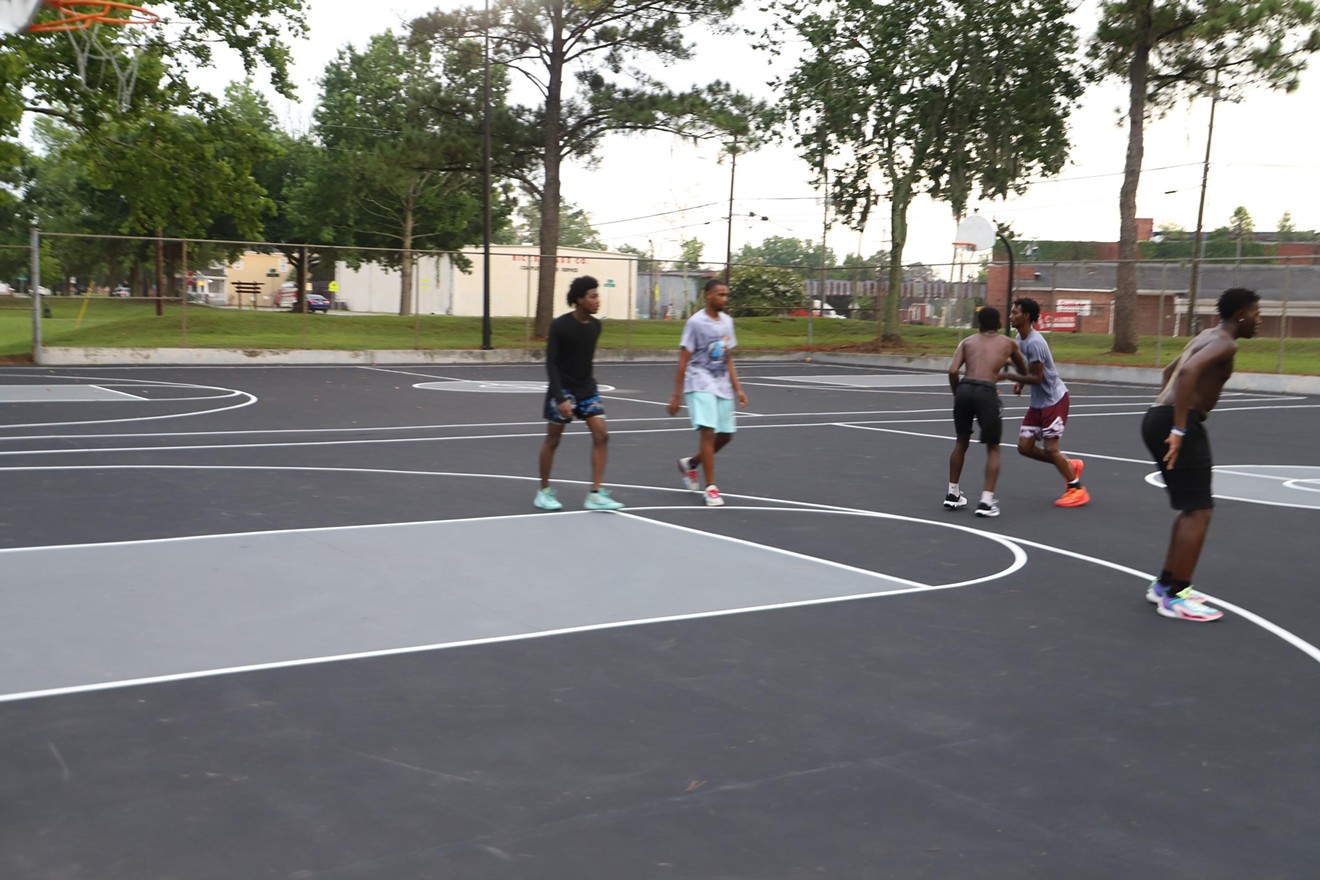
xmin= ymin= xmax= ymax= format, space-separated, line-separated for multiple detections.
xmin=534 ymin=276 xmax=624 ymax=511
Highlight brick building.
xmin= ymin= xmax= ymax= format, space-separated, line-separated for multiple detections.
xmin=985 ymin=221 xmax=1320 ymax=336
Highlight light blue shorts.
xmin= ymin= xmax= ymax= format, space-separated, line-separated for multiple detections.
xmin=685 ymin=391 xmax=737 ymax=434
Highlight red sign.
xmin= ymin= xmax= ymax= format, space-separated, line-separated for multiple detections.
xmin=1040 ymin=311 xmax=1077 ymax=332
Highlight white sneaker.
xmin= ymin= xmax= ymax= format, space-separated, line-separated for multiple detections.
xmin=974 ymin=499 xmax=1000 ymax=517
xmin=943 ymin=491 xmax=967 ymax=510
xmin=677 ymin=457 xmax=700 ymax=491
xmin=704 ymin=485 xmax=725 ymax=507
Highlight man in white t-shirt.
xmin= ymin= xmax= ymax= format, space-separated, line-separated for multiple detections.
xmin=667 ymin=278 xmax=749 ymax=507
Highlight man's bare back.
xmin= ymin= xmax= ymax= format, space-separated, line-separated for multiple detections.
xmin=949 ymin=331 xmax=1024 ymax=389
xmin=1154 ymin=327 xmax=1237 ymax=414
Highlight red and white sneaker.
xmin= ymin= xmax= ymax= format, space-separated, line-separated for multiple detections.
xmin=1055 ymin=486 xmax=1090 ymax=507
xmin=677 ymin=457 xmax=700 ymax=492
xmin=704 ymin=485 xmax=725 ymax=507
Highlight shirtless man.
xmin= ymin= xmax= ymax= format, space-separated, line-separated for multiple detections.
xmin=1141 ymin=287 xmax=1261 ymax=622
xmin=945 ymin=306 xmax=1027 ymax=517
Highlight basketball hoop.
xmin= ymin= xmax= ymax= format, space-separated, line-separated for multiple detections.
xmin=26 ymin=0 xmax=157 ymax=31
xmin=26 ymin=1 xmax=161 ymax=112
xmin=951 ymin=242 xmax=978 ymax=254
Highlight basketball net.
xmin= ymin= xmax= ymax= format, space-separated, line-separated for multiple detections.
xmin=29 ymin=1 xmax=160 ymax=112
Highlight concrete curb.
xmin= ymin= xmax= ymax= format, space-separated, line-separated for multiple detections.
xmin=36 ymin=346 xmax=1320 ymax=394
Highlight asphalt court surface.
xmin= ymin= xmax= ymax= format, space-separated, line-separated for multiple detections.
xmin=1 ymin=360 xmax=1318 ymax=878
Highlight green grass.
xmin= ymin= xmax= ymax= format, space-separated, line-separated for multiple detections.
xmin=2 ymin=298 xmax=1318 ymax=375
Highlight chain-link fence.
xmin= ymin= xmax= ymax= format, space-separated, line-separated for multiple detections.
xmin=3 ymin=231 xmax=1317 ymax=373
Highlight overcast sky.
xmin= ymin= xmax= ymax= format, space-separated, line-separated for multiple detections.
xmin=194 ymin=0 xmax=1320 ymax=276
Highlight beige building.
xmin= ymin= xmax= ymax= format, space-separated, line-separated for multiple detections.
xmin=223 ymin=252 xmax=289 ymax=308
xmin=331 ymin=246 xmax=637 ymax=318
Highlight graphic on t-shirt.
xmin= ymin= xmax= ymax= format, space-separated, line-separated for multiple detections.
xmin=710 ymin=338 xmax=726 ymax=362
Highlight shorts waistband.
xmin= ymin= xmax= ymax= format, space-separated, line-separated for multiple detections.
xmin=1148 ymin=404 xmax=1206 ymax=419
xmin=960 ymin=379 xmax=997 ymax=388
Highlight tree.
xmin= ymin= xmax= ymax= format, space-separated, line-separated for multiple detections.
xmin=411 ymin=0 xmax=765 ymax=337
xmin=727 ymin=265 xmax=804 ymax=317
xmin=310 ymin=32 xmax=514 ymax=316
xmin=5 ymin=0 xmax=307 ymax=132
xmin=1278 ymin=211 xmax=1296 ymax=242
xmin=496 ymin=200 xmax=604 ymax=249
xmin=735 ymin=235 xmax=833 ymax=274
xmin=771 ymin=0 xmax=1081 ymax=341
xmin=1090 ymin=0 xmax=1320 ymax=351
xmin=673 ymin=238 xmax=704 ymax=272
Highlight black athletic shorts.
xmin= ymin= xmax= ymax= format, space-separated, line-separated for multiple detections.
xmin=953 ymin=379 xmax=1003 ymax=446
xmin=1141 ymin=405 xmax=1213 ymax=510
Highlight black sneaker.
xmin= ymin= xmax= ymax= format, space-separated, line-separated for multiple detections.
xmin=943 ymin=491 xmax=967 ymax=510
xmin=974 ymin=500 xmax=1000 ymax=518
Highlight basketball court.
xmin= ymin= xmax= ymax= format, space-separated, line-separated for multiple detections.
xmin=1 ymin=359 xmax=1318 ymax=878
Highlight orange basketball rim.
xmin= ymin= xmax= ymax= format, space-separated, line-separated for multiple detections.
xmin=27 ymin=0 xmax=158 ymax=31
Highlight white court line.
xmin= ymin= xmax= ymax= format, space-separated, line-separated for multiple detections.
xmin=0 ymin=478 xmax=1314 ymax=703
xmin=2 ymin=401 xmax=1317 ymax=458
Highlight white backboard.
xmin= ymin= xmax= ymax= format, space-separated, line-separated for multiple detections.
xmin=954 ymin=214 xmax=997 ymax=252
xmin=1 ymin=0 xmax=41 ymax=35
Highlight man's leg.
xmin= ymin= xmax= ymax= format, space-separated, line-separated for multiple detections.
xmin=1016 ymin=434 xmax=1075 ymax=482
xmin=948 ymin=436 xmax=970 ymax=484
xmin=691 ymin=431 xmax=732 ymax=483
xmin=585 ymin=416 xmax=609 ymax=490
xmin=539 ymin=422 xmax=566 ymax=487
xmin=697 ymin=426 xmax=718 ymax=486
xmin=984 ymin=442 xmax=1001 ymax=494
xmin=1162 ymin=508 xmax=1213 ymax=583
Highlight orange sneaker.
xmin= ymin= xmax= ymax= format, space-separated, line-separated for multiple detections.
xmin=1068 ymin=458 xmax=1084 ymax=482
xmin=1055 ymin=486 xmax=1090 ymax=508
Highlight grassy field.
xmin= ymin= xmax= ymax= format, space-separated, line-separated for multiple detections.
xmin=2 ymin=297 xmax=1318 ymax=375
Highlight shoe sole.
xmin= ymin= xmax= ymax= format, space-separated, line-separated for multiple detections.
xmin=1055 ymin=493 xmax=1090 ymax=507
xmin=1156 ymin=603 xmax=1223 ymax=622
xmin=534 ymin=502 xmax=562 ymax=511
xmin=943 ymin=500 xmax=967 ymax=509
xmin=974 ymin=509 xmax=999 ymax=518
xmin=704 ymin=498 xmax=724 ymax=507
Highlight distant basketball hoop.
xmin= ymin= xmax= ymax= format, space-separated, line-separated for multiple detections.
xmin=953 ymin=214 xmax=997 ymax=252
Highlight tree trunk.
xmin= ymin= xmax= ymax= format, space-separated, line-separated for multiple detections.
xmin=399 ymin=197 xmax=415 ymax=317
xmin=154 ymin=229 xmax=166 ymax=317
xmin=534 ymin=15 xmax=566 ymax=339
xmin=1113 ymin=12 xmax=1151 ymax=354
xmin=882 ymin=186 xmax=910 ymax=342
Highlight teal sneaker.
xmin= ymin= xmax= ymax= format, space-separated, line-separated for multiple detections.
xmin=584 ymin=488 xmax=624 ymax=510
xmin=533 ymin=487 xmax=563 ymax=511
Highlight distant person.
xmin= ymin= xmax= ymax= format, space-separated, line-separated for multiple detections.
xmin=668 ymin=278 xmax=748 ymax=507
xmin=944 ymin=307 xmax=1028 ymax=517
xmin=534 ymin=275 xmax=624 ymax=512
xmin=1002 ymin=297 xmax=1089 ymax=508
xmin=1141 ymin=287 xmax=1261 ymax=622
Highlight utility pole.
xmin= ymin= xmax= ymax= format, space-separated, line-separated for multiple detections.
xmin=1187 ymin=74 xmax=1219 ymax=337
xmin=723 ymin=137 xmax=738 ymax=284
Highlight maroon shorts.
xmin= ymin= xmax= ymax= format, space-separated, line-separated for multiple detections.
xmin=1019 ymin=392 xmax=1070 ymax=441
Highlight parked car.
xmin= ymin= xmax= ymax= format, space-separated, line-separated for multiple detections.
xmin=306 ymin=293 xmax=331 ymax=313
xmin=110 ymin=285 xmax=131 ymax=297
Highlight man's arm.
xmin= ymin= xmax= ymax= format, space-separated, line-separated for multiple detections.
xmin=667 ymin=347 xmax=691 ymax=416
xmin=727 ymin=352 xmax=748 ymax=408
xmin=544 ymin=321 xmax=566 ymax=401
xmin=948 ymin=339 xmax=966 ymax=394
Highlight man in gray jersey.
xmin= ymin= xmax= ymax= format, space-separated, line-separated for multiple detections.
xmin=1002 ymin=297 xmax=1090 ymax=508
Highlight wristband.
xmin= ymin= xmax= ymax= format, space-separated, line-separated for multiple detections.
xmin=1170 ymin=426 xmax=1187 ymax=437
